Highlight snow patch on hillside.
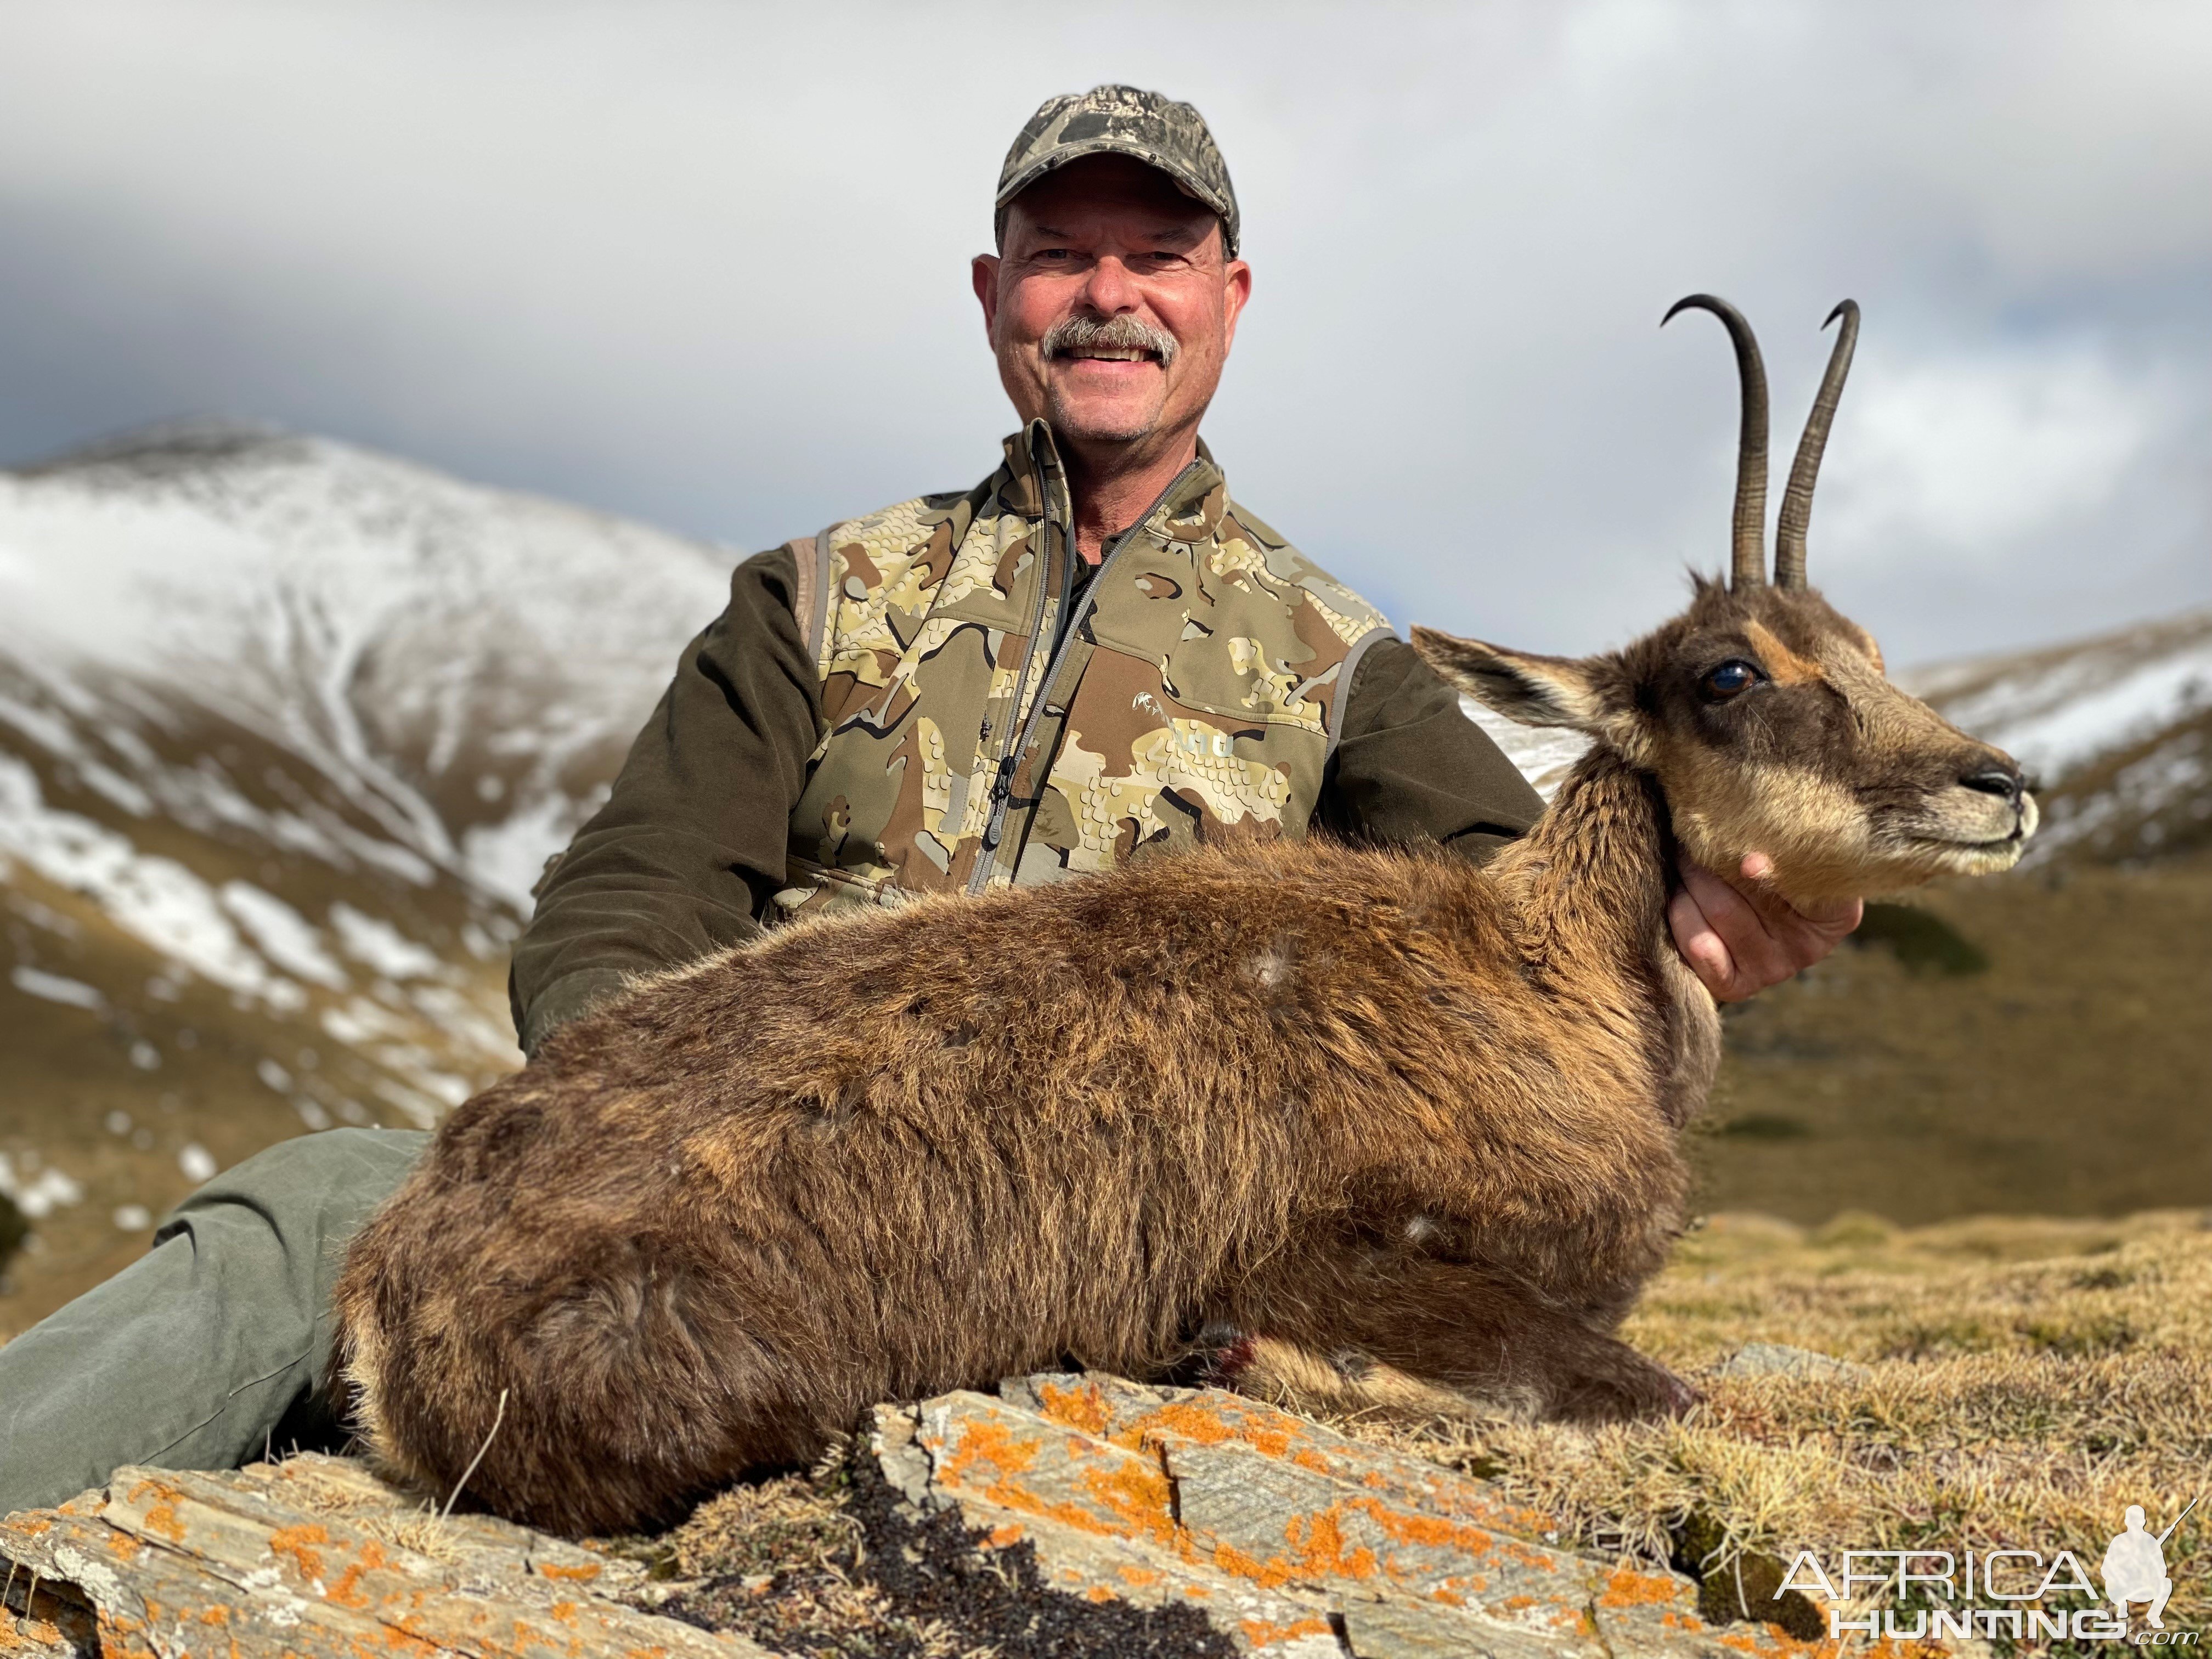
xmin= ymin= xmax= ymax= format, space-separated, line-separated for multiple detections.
xmin=0 ymin=752 xmax=308 ymax=1009
xmin=1465 ymin=702 xmax=1590 ymax=801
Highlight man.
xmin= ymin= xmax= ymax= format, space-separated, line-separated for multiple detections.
xmin=0 ymin=86 xmax=1857 ymax=1513
xmin=2102 ymin=1505 xmax=2176 ymax=1629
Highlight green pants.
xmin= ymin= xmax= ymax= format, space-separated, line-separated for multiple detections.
xmin=0 ymin=1127 xmax=426 ymax=1515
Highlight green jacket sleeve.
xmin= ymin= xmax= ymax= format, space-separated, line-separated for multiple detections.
xmin=1318 ymin=634 xmax=1546 ymax=861
xmin=507 ymin=544 xmax=824 ymax=1055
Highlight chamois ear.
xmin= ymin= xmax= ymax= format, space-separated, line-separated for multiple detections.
xmin=1409 ymin=626 xmax=1617 ymax=731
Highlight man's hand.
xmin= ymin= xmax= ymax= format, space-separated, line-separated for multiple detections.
xmin=1668 ymin=853 xmax=1863 ymax=1003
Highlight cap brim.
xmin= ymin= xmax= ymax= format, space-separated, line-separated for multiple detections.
xmin=995 ymin=138 xmax=1233 ymax=228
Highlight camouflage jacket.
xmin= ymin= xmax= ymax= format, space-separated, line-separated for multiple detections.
xmin=509 ymin=428 xmax=1546 ymax=1054
xmin=775 ymin=422 xmax=1394 ymax=915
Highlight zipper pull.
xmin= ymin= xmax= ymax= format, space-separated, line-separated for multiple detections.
xmin=989 ymin=754 xmax=1019 ymax=804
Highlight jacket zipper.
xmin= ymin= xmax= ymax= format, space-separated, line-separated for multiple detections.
xmin=967 ymin=427 xmax=1066 ymax=893
xmin=968 ymin=453 xmax=1206 ymax=893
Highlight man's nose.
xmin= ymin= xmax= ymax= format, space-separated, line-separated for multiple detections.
xmin=1077 ymin=254 xmax=1140 ymax=314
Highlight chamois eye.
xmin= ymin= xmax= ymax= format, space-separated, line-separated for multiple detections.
xmin=1702 ymin=660 xmax=1762 ymax=701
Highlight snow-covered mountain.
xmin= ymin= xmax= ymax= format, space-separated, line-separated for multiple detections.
xmin=0 ymin=424 xmax=726 ymax=1319
xmin=1 ymin=421 xmax=2202 ymax=1328
xmin=1 ymin=420 xmax=732 ymax=909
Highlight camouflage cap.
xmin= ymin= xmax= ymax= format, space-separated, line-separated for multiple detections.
xmin=996 ymin=84 xmax=1241 ymax=257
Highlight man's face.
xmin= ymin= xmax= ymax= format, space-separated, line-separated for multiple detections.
xmin=973 ymin=154 xmax=1250 ymax=453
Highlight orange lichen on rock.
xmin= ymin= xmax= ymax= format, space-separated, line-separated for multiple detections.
xmin=936 ymin=1418 xmax=1040 ymax=1500
xmin=1034 ymin=1379 xmax=1114 ymax=1438
xmin=1129 ymin=1400 xmax=1237 ymax=1449
xmin=1713 ymin=1628 xmax=1837 ymax=1656
xmin=1075 ymin=1456 xmax=1177 ymax=1543
xmin=1238 ymin=1615 xmax=1334 ymax=1647
xmin=1 ymin=1613 xmax=66 ymax=1652
xmin=323 ymin=1539 xmax=392 ymax=1611
xmin=121 ymin=1479 xmax=188 ymax=1545
xmin=1205 ymin=1538 xmax=1282 ymax=1588
xmin=1599 ymin=1562 xmax=1698 ymax=1609
xmin=92 ymin=1611 xmax=158 ymax=1659
xmin=267 ymin=1522 xmax=332 ymax=1584
xmin=1346 ymin=1493 xmax=1502 ymax=1560
xmin=1280 ymin=1508 xmax=1379 ymax=1583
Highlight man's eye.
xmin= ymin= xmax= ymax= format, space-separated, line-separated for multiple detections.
xmin=1702 ymin=660 xmax=1762 ymax=699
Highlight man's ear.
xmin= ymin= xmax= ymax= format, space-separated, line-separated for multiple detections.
xmin=972 ymin=253 xmax=1001 ymax=337
xmin=1409 ymin=626 xmax=1616 ymax=730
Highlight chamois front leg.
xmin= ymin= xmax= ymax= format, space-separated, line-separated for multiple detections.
xmin=1207 ymin=1247 xmax=1697 ymax=1427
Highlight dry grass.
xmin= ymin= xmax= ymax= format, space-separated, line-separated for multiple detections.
xmin=1344 ymin=1207 xmax=2212 ymax=1630
xmin=258 ymin=1458 xmax=475 ymax=1564
xmin=630 ymin=1444 xmax=999 ymax=1659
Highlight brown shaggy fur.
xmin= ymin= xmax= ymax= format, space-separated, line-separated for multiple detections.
xmin=330 ymin=568 xmax=2034 ymax=1536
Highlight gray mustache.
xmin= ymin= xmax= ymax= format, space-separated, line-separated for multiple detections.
xmin=1042 ymin=313 xmax=1179 ymax=367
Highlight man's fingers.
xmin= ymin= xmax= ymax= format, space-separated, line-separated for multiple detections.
xmin=1685 ymin=860 xmax=1796 ymax=988
xmin=1677 ymin=857 xmax=1748 ymax=929
xmin=1734 ymin=855 xmax=1865 ymax=964
xmin=1726 ymin=853 xmax=1807 ymax=935
xmin=1673 ymin=854 xmax=1866 ymax=1000
xmin=1667 ymin=885 xmax=1734 ymax=990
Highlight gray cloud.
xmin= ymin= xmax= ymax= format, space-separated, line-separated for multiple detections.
xmin=0 ymin=0 xmax=2204 ymax=664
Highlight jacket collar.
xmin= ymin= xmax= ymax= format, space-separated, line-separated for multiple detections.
xmin=992 ymin=420 xmax=1224 ymax=531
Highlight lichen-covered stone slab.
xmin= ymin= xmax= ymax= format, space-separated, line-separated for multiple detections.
xmin=882 ymin=1373 xmax=1852 ymax=1658
xmin=1 ymin=1454 xmax=766 ymax=1659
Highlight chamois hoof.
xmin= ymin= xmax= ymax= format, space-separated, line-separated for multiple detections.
xmin=1551 ymin=1351 xmax=1701 ymax=1424
xmin=1169 ymin=1321 xmax=1258 ymax=1389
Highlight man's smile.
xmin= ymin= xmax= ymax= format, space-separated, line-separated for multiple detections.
xmin=1035 ymin=311 xmax=1181 ymax=383
xmin=1052 ymin=349 xmax=1165 ymax=386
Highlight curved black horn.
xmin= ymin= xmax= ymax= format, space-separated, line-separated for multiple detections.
xmin=1773 ymin=300 xmax=1860 ymax=589
xmin=1663 ymin=294 xmax=1769 ymax=589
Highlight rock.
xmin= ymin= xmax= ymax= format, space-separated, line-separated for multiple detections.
xmin=872 ymin=1371 xmax=1829 ymax=1657
xmin=0 ymin=1453 xmax=766 ymax=1659
xmin=1714 ymin=1341 xmax=1871 ymax=1381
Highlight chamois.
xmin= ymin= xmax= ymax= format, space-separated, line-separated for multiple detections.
xmin=332 ymin=297 xmax=2036 ymax=1537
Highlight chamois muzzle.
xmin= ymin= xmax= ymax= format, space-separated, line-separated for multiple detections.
xmin=1961 ymin=764 xmax=2027 ymax=805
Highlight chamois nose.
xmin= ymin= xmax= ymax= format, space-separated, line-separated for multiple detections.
xmin=1961 ymin=764 xmax=2024 ymax=803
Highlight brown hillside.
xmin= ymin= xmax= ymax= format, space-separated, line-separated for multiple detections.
xmin=1694 ymin=851 xmax=2211 ymax=1225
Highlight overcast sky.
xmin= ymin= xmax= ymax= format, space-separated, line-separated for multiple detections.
xmin=0 ymin=0 xmax=2204 ymax=665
